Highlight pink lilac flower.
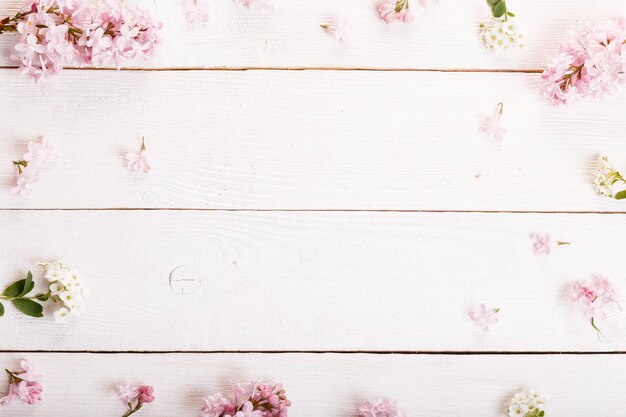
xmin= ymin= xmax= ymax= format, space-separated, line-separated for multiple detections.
xmin=540 ymin=19 xmax=626 ymax=105
xmin=469 ymin=303 xmax=500 ymax=332
xmin=358 ymin=398 xmax=405 ymax=417
xmin=200 ymin=380 xmax=291 ymax=417
xmin=234 ymin=0 xmax=273 ymax=11
xmin=568 ymin=276 xmax=622 ymax=337
xmin=1 ymin=360 xmax=43 ymax=406
xmin=10 ymin=174 xmax=35 ymax=197
xmin=479 ymin=102 xmax=507 ymax=141
xmin=185 ymin=0 xmax=209 ymax=24
xmin=9 ymin=137 xmax=57 ymax=197
xmin=2 ymin=0 xmax=162 ymax=82
xmin=125 ymin=137 xmax=151 ymax=173
xmin=117 ymin=384 xmax=154 ymax=417
xmin=320 ymin=20 xmax=351 ymax=44
xmin=378 ymin=0 xmax=414 ymax=24
xmin=23 ymin=137 xmax=58 ymax=167
xmin=530 ymin=233 xmax=570 ymax=255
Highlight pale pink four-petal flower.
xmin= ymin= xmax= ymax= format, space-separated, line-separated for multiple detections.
xmin=125 ymin=138 xmax=151 ymax=173
xmin=469 ymin=303 xmax=500 ymax=331
xmin=321 ymin=20 xmax=351 ymax=44
xmin=479 ymin=102 xmax=507 ymax=141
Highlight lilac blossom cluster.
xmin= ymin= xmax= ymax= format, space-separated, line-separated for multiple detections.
xmin=0 ymin=360 xmax=43 ymax=406
xmin=358 ymin=398 xmax=409 ymax=417
xmin=541 ymin=19 xmax=626 ymax=105
xmin=200 ymin=380 xmax=291 ymax=417
xmin=0 ymin=0 xmax=162 ymax=82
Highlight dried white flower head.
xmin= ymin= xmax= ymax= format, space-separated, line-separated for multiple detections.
xmin=39 ymin=261 xmax=87 ymax=322
xmin=479 ymin=17 xmax=524 ymax=51
xmin=593 ymin=156 xmax=626 ymax=199
xmin=505 ymin=389 xmax=545 ymax=417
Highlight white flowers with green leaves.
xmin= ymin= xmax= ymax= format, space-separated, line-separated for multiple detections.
xmin=593 ymin=156 xmax=626 ymax=199
xmin=0 ymin=261 xmax=86 ymax=322
xmin=479 ymin=0 xmax=524 ymax=51
xmin=505 ymin=389 xmax=546 ymax=417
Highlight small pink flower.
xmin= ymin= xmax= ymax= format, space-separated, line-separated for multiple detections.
xmin=234 ymin=0 xmax=273 ymax=10
xmin=479 ymin=102 xmax=507 ymax=141
xmin=378 ymin=0 xmax=414 ymax=24
xmin=10 ymin=174 xmax=36 ymax=198
xmin=137 ymin=385 xmax=155 ymax=404
xmin=567 ymin=276 xmax=622 ymax=337
xmin=358 ymin=398 xmax=402 ymax=417
xmin=321 ymin=20 xmax=351 ymax=44
xmin=185 ymin=0 xmax=209 ymax=24
xmin=235 ymin=401 xmax=263 ymax=417
xmin=125 ymin=138 xmax=151 ymax=173
xmin=116 ymin=384 xmax=139 ymax=403
xmin=530 ymin=233 xmax=570 ymax=255
xmin=469 ymin=303 xmax=500 ymax=331
xmin=1 ymin=360 xmax=43 ymax=406
xmin=23 ymin=137 xmax=58 ymax=167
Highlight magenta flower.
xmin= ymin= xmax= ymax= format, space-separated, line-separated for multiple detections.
xmin=469 ymin=303 xmax=500 ymax=332
xmin=530 ymin=233 xmax=570 ymax=255
xmin=479 ymin=102 xmax=507 ymax=141
xmin=0 ymin=360 xmax=43 ymax=406
xmin=568 ymin=276 xmax=622 ymax=339
xmin=117 ymin=384 xmax=155 ymax=416
xmin=125 ymin=137 xmax=151 ymax=173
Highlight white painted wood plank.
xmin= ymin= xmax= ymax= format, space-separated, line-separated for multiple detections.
xmin=1 ymin=70 xmax=626 ymax=211
xmin=0 ymin=353 xmax=624 ymax=416
xmin=1 ymin=210 xmax=626 ymax=351
xmin=1 ymin=0 xmax=625 ymax=70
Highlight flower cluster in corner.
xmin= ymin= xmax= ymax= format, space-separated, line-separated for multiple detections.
xmin=200 ymin=380 xmax=291 ymax=417
xmin=540 ymin=19 xmax=626 ymax=105
xmin=358 ymin=398 xmax=409 ymax=417
xmin=0 ymin=360 xmax=43 ymax=406
xmin=479 ymin=102 xmax=507 ymax=141
xmin=479 ymin=0 xmax=524 ymax=51
xmin=505 ymin=389 xmax=545 ymax=417
xmin=530 ymin=233 xmax=570 ymax=256
xmin=0 ymin=261 xmax=86 ymax=322
xmin=567 ymin=276 xmax=621 ymax=338
xmin=469 ymin=303 xmax=500 ymax=331
xmin=117 ymin=384 xmax=155 ymax=417
xmin=126 ymin=137 xmax=151 ymax=173
xmin=0 ymin=0 xmax=162 ymax=82
xmin=10 ymin=137 xmax=58 ymax=198
xmin=593 ymin=156 xmax=626 ymax=199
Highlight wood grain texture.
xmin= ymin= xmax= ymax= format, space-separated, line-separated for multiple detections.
xmin=1 ymin=210 xmax=625 ymax=351
xmin=1 ymin=0 xmax=626 ymax=70
xmin=2 ymin=70 xmax=626 ymax=211
xmin=1 ymin=353 xmax=625 ymax=416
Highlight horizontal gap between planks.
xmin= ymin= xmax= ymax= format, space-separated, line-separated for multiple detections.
xmin=1 ymin=208 xmax=626 ymax=215
xmin=0 ymin=65 xmax=543 ymax=73
xmin=0 ymin=350 xmax=625 ymax=355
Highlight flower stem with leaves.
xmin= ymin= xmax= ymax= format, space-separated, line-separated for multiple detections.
xmin=0 ymin=272 xmax=49 ymax=318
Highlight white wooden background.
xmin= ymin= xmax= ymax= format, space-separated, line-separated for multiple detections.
xmin=2 ymin=0 xmax=626 ymax=415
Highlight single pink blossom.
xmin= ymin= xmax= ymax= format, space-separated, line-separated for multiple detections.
xmin=235 ymin=401 xmax=263 ymax=417
xmin=185 ymin=0 xmax=209 ymax=23
xmin=567 ymin=276 xmax=621 ymax=337
xmin=321 ymin=20 xmax=351 ymax=44
xmin=16 ymin=381 xmax=43 ymax=405
xmin=125 ymin=138 xmax=151 ymax=173
xmin=137 ymin=385 xmax=155 ymax=404
xmin=377 ymin=0 xmax=414 ymax=24
xmin=23 ymin=137 xmax=58 ymax=167
xmin=469 ymin=303 xmax=500 ymax=332
xmin=479 ymin=102 xmax=507 ymax=141
xmin=358 ymin=398 xmax=402 ymax=417
xmin=200 ymin=393 xmax=228 ymax=417
xmin=10 ymin=174 xmax=35 ymax=197
xmin=1 ymin=360 xmax=43 ymax=406
xmin=116 ymin=384 xmax=139 ymax=403
xmin=531 ymin=233 xmax=552 ymax=255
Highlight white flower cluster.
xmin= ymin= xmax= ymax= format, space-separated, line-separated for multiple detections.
xmin=593 ymin=156 xmax=626 ymax=198
xmin=40 ymin=261 xmax=86 ymax=322
xmin=505 ymin=389 xmax=545 ymax=417
xmin=479 ymin=18 xmax=524 ymax=51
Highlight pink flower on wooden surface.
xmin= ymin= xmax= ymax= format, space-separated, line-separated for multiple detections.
xmin=200 ymin=379 xmax=291 ymax=417
xmin=567 ymin=276 xmax=622 ymax=339
xmin=185 ymin=0 xmax=209 ymax=23
xmin=125 ymin=137 xmax=151 ymax=173
xmin=358 ymin=398 xmax=406 ymax=417
xmin=378 ymin=0 xmax=414 ymax=24
xmin=23 ymin=137 xmax=58 ymax=167
xmin=234 ymin=0 xmax=273 ymax=11
xmin=117 ymin=383 xmax=155 ymax=416
xmin=321 ymin=20 xmax=351 ymax=44
xmin=530 ymin=232 xmax=570 ymax=255
xmin=469 ymin=303 xmax=500 ymax=332
xmin=10 ymin=174 xmax=35 ymax=197
xmin=136 ymin=385 xmax=155 ymax=404
xmin=479 ymin=102 xmax=507 ymax=141
xmin=1 ymin=360 xmax=43 ymax=406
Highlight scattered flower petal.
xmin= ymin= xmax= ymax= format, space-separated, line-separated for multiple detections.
xmin=479 ymin=102 xmax=507 ymax=141
xmin=321 ymin=20 xmax=351 ymax=44
xmin=469 ymin=303 xmax=500 ymax=332
xmin=125 ymin=137 xmax=151 ymax=173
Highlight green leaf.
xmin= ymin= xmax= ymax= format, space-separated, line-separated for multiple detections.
xmin=3 ymin=279 xmax=26 ymax=298
xmin=615 ymin=190 xmax=626 ymax=199
xmin=18 ymin=271 xmax=34 ymax=297
xmin=34 ymin=293 xmax=50 ymax=302
xmin=507 ymin=11 xmax=516 ymax=17
xmin=486 ymin=0 xmax=500 ymax=6
xmin=493 ymin=1 xmax=507 ymax=17
xmin=0 ymin=302 xmax=4 ymax=317
xmin=12 ymin=299 xmax=43 ymax=318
